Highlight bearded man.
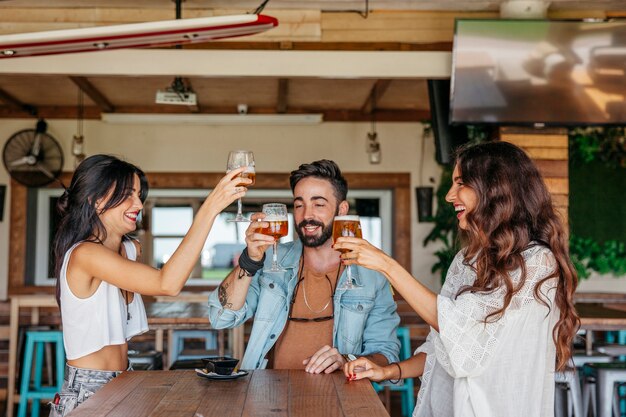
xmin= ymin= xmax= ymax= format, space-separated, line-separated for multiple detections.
xmin=208 ymin=160 xmax=399 ymax=372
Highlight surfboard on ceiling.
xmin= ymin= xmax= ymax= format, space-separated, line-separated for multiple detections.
xmin=0 ymin=14 xmax=278 ymax=58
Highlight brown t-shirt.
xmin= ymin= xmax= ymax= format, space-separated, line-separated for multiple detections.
xmin=271 ymin=265 xmax=340 ymax=369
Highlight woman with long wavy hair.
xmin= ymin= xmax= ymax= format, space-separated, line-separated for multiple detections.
xmin=337 ymin=141 xmax=579 ymax=417
xmin=49 ymin=154 xmax=249 ymax=417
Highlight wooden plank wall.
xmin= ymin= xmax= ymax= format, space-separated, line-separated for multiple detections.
xmin=500 ymin=127 xmax=569 ymax=226
xmin=0 ymin=8 xmax=612 ymax=45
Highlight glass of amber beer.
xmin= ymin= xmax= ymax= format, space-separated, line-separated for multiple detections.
xmin=260 ymin=203 xmax=289 ymax=272
xmin=332 ymin=215 xmax=363 ymax=290
xmin=226 ymin=150 xmax=255 ymax=222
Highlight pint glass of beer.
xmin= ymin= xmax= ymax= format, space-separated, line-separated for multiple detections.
xmin=226 ymin=150 xmax=255 ymax=222
xmin=332 ymin=215 xmax=363 ymax=290
xmin=260 ymin=203 xmax=289 ymax=272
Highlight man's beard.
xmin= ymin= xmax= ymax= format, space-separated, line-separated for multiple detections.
xmin=296 ymin=219 xmax=334 ymax=248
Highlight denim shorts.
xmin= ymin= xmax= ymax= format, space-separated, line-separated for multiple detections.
xmin=48 ymin=363 xmax=132 ymax=417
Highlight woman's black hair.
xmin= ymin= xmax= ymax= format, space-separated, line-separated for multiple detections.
xmin=52 ymin=154 xmax=148 ymax=305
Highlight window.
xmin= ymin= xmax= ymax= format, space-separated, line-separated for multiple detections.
xmin=142 ymin=188 xmax=390 ymax=286
xmin=32 ymin=188 xmax=63 ymax=286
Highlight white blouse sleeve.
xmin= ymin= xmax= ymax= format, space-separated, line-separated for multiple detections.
xmin=431 ymin=246 xmax=558 ymax=379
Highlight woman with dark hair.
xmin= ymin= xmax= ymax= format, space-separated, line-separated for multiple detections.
xmin=49 ymin=154 xmax=249 ymax=417
xmin=337 ymin=141 xmax=579 ymax=417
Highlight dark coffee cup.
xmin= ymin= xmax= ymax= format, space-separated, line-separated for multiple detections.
xmin=202 ymin=356 xmax=239 ymax=375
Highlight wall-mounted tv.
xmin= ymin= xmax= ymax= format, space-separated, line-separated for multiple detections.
xmin=451 ymin=20 xmax=626 ymax=126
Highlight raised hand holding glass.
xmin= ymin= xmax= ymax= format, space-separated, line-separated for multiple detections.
xmin=226 ymin=150 xmax=255 ymax=222
xmin=260 ymin=203 xmax=289 ymax=272
xmin=333 ymin=215 xmax=363 ymax=290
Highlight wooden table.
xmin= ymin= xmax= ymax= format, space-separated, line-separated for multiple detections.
xmin=578 ymin=303 xmax=626 ymax=331
xmin=5 ymin=295 xmax=244 ymax=417
xmin=577 ymin=303 xmax=626 ymax=355
xmin=68 ymin=370 xmax=390 ymax=417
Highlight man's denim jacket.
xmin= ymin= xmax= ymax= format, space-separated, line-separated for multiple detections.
xmin=208 ymin=240 xmax=401 ymax=370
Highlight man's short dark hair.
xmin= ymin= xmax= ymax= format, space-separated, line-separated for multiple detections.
xmin=289 ymin=159 xmax=348 ymax=202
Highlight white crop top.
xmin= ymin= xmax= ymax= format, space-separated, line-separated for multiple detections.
xmin=60 ymin=239 xmax=149 ymax=360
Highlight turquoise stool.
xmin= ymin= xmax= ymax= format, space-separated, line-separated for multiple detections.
xmin=373 ymin=327 xmax=415 ymax=417
xmin=169 ymin=330 xmax=218 ymax=367
xmin=605 ymin=331 xmax=626 ymax=415
xmin=606 ymin=331 xmax=626 ymax=346
xmin=18 ymin=331 xmax=65 ymax=417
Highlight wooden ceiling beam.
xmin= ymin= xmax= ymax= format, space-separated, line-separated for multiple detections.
xmin=0 ymin=106 xmax=429 ymax=122
xmin=276 ymin=79 xmax=289 ymax=114
xmin=183 ymin=41 xmax=453 ymax=52
xmin=69 ymin=76 xmax=115 ymax=113
xmin=322 ymin=108 xmax=429 ymax=122
xmin=0 ymin=106 xmax=101 ymax=119
xmin=0 ymin=88 xmax=37 ymax=116
xmin=361 ymin=79 xmax=392 ymax=114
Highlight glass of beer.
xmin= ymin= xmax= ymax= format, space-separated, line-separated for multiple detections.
xmin=226 ymin=150 xmax=255 ymax=222
xmin=332 ymin=215 xmax=363 ymax=290
xmin=260 ymin=203 xmax=289 ymax=272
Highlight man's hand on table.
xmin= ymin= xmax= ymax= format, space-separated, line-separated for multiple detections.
xmin=303 ymin=345 xmax=346 ymax=374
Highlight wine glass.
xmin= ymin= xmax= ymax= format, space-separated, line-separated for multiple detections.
xmin=226 ymin=150 xmax=255 ymax=223
xmin=260 ymin=203 xmax=289 ymax=272
xmin=333 ymin=215 xmax=363 ymax=290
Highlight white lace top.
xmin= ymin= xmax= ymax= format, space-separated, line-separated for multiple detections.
xmin=413 ymin=244 xmax=559 ymax=417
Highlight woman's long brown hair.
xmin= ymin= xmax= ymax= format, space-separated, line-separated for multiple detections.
xmin=455 ymin=141 xmax=579 ymax=371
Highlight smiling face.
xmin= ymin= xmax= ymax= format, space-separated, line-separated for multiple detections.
xmin=293 ymin=177 xmax=348 ymax=248
xmin=445 ymin=163 xmax=478 ymax=230
xmin=97 ymin=174 xmax=144 ymax=238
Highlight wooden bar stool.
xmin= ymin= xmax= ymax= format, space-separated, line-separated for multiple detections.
xmin=18 ymin=331 xmax=65 ymax=417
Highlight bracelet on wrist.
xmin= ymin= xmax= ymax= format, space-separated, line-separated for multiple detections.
xmin=238 ymin=248 xmax=265 ymax=277
xmin=388 ymin=362 xmax=402 ymax=384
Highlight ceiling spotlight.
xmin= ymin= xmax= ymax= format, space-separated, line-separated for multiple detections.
xmin=500 ymin=1 xmax=550 ymax=19
xmin=93 ymin=42 xmax=109 ymax=49
xmin=237 ymin=104 xmax=249 ymax=115
xmin=1 ymin=49 xmax=16 ymax=56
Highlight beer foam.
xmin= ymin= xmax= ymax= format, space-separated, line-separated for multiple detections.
xmin=334 ymin=215 xmax=360 ymax=221
xmin=243 ymin=166 xmax=255 ymax=173
xmin=263 ymin=215 xmax=288 ymax=221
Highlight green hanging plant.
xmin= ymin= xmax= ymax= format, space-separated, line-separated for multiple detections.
xmin=569 ymin=127 xmax=626 ymax=169
xmin=570 ymin=235 xmax=626 ymax=280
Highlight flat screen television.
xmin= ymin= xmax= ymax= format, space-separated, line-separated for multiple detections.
xmin=451 ymin=20 xmax=626 ymax=126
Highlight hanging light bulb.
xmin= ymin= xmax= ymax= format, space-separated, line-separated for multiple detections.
xmin=366 ymin=86 xmax=382 ymax=164
xmin=73 ymin=89 xmax=86 ymax=167
xmin=366 ymin=115 xmax=381 ymax=164
xmin=367 ymin=132 xmax=381 ymax=164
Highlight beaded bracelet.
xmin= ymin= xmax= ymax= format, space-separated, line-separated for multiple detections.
xmin=238 ymin=248 xmax=266 ymax=277
xmin=388 ymin=362 xmax=402 ymax=384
